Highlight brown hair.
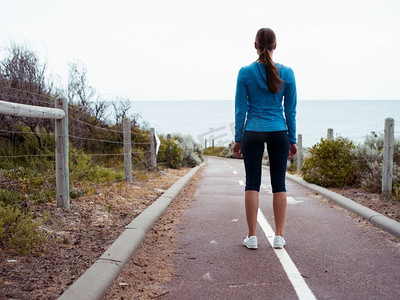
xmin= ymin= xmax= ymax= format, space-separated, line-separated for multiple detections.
xmin=255 ymin=28 xmax=283 ymax=93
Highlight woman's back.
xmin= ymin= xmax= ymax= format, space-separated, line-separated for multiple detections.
xmin=235 ymin=61 xmax=296 ymax=144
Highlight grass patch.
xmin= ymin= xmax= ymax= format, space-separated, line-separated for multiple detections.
xmin=0 ymin=205 xmax=47 ymax=255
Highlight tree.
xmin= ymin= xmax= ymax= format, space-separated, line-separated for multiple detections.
xmin=67 ymin=61 xmax=95 ymax=109
xmin=0 ymin=43 xmax=55 ymax=151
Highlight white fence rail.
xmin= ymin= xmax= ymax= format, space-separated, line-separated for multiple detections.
xmin=0 ymin=99 xmax=65 ymax=119
xmin=0 ymin=98 xmax=70 ymax=208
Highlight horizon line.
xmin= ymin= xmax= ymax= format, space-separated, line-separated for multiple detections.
xmin=129 ymin=98 xmax=400 ymax=102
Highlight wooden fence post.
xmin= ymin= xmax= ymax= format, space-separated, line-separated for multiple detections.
xmin=382 ymin=117 xmax=395 ymax=196
xmin=55 ymin=97 xmax=70 ymax=209
xmin=297 ymin=134 xmax=303 ymax=173
xmin=327 ymin=128 xmax=334 ymax=140
xmin=149 ymin=128 xmax=157 ymax=170
xmin=123 ymin=117 xmax=132 ymax=181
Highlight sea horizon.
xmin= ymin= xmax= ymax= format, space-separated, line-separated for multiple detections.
xmin=128 ymin=99 xmax=400 ymax=148
xmin=131 ymin=99 xmax=400 ymax=102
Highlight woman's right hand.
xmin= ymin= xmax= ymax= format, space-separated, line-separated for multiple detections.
xmin=232 ymin=142 xmax=242 ymax=158
xmin=289 ymin=143 xmax=297 ymax=159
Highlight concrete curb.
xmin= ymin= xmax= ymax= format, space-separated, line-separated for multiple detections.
xmin=286 ymin=173 xmax=400 ymax=239
xmin=58 ymin=164 xmax=204 ymax=300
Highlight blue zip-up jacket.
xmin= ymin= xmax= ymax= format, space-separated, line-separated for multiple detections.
xmin=234 ymin=62 xmax=297 ymax=144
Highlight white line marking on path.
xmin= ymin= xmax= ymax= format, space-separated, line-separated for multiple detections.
xmin=257 ymin=209 xmax=317 ymax=300
xmin=287 ymin=196 xmax=303 ymax=205
xmin=238 ymin=180 xmax=244 ymax=186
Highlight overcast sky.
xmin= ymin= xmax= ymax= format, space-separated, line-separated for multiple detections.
xmin=1 ymin=0 xmax=399 ymax=101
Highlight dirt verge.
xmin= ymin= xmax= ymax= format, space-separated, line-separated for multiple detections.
xmin=329 ymin=187 xmax=400 ymax=223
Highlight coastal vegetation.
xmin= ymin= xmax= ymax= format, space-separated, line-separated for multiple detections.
xmin=301 ymin=135 xmax=400 ymax=201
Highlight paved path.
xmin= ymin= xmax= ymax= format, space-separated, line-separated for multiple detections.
xmin=163 ymin=157 xmax=400 ymax=300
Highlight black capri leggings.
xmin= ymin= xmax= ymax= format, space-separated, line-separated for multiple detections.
xmin=241 ymin=130 xmax=290 ymax=193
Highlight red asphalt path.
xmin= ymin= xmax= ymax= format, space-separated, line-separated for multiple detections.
xmin=163 ymin=156 xmax=400 ymax=300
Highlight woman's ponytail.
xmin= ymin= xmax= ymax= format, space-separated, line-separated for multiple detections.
xmin=255 ymin=28 xmax=283 ymax=94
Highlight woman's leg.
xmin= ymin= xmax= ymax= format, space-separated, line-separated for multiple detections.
xmin=266 ymin=131 xmax=290 ymax=237
xmin=273 ymin=191 xmax=287 ymax=237
xmin=245 ymin=190 xmax=259 ymax=237
xmin=241 ymin=131 xmax=265 ymax=236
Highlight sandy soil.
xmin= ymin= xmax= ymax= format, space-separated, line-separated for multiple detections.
xmin=1 ymin=164 xmax=399 ymax=300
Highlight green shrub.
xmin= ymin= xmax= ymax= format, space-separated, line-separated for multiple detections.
xmin=393 ymin=182 xmax=400 ymax=201
xmin=69 ymin=147 xmax=123 ymax=183
xmin=69 ymin=147 xmax=93 ymax=178
xmin=90 ymin=166 xmax=124 ymax=183
xmin=70 ymin=188 xmax=87 ymax=199
xmin=29 ymin=189 xmax=57 ymax=204
xmin=302 ymin=137 xmax=356 ymax=187
xmin=203 ymin=146 xmax=226 ymax=157
xmin=172 ymin=134 xmax=203 ymax=167
xmin=131 ymin=128 xmax=151 ymax=169
xmin=351 ymin=137 xmax=382 ymax=192
xmin=2 ymin=167 xmax=54 ymax=200
xmin=0 ymin=125 xmax=55 ymax=171
xmin=218 ymin=142 xmax=242 ymax=159
xmin=0 ymin=189 xmax=22 ymax=206
xmin=0 ymin=206 xmax=46 ymax=254
xmin=157 ymin=137 xmax=184 ymax=169
xmin=352 ymin=134 xmax=400 ymax=193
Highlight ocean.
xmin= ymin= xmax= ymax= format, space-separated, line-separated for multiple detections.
xmin=129 ymin=100 xmax=400 ymax=148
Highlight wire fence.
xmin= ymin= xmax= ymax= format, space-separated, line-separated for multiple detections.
xmin=0 ymin=87 xmax=160 ymax=207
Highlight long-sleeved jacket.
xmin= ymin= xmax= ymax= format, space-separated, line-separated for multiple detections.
xmin=234 ymin=62 xmax=297 ymax=144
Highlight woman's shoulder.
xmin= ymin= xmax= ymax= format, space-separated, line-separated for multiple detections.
xmin=276 ymin=63 xmax=295 ymax=81
xmin=276 ymin=63 xmax=294 ymax=72
xmin=237 ymin=62 xmax=258 ymax=80
xmin=239 ymin=62 xmax=258 ymax=72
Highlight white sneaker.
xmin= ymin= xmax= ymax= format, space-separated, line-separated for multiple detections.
xmin=273 ymin=236 xmax=286 ymax=249
xmin=243 ymin=236 xmax=258 ymax=249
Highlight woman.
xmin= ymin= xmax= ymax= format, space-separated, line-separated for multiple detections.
xmin=232 ymin=28 xmax=297 ymax=249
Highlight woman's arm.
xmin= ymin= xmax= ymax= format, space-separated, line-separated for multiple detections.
xmin=283 ymin=68 xmax=297 ymax=144
xmin=235 ymin=68 xmax=247 ymax=143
